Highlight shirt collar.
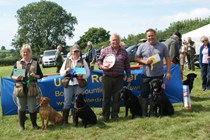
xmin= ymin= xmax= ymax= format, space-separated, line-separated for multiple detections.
xmin=20 ymin=59 xmax=33 ymax=64
xmin=69 ymin=56 xmax=81 ymax=61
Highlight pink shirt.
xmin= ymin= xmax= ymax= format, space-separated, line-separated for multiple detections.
xmin=202 ymin=46 xmax=209 ymax=64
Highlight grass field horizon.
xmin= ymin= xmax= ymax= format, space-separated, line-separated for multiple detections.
xmin=1 ymin=65 xmax=210 ymax=140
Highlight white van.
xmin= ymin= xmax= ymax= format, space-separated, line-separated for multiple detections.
xmin=41 ymin=50 xmax=56 ymax=68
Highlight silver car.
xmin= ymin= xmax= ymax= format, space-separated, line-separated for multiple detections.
xmin=42 ymin=50 xmax=56 ymax=68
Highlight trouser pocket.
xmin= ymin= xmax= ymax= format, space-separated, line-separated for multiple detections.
xmin=27 ymin=82 xmax=39 ymax=97
xmin=14 ymin=82 xmax=24 ymax=97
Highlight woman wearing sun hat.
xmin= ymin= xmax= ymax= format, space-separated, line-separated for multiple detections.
xmin=60 ymin=44 xmax=90 ymax=125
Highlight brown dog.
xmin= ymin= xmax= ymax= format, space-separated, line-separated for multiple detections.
xmin=39 ymin=97 xmax=63 ymax=129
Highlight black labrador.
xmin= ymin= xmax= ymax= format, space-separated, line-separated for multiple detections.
xmin=120 ymin=87 xmax=142 ymax=119
xmin=74 ymin=94 xmax=97 ymax=128
xmin=150 ymin=79 xmax=174 ymax=117
xmin=183 ymin=73 xmax=197 ymax=93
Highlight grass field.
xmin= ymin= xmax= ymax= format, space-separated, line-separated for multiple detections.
xmin=1 ymin=65 xmax=210 ymax=140
xmin=0 ymin=50 xmax=10 ymax=53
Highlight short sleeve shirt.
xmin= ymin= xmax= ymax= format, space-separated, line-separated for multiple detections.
xmin=135 ymin=41 xmax=170 ymax=77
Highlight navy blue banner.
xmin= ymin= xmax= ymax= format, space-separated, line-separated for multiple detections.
xmin=1 ymin=64 xmax=183 ymax=115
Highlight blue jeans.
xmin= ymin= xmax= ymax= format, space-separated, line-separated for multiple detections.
xmin=63 ymin=85 xmax=84 ymax=109
xmin=200 ymin=64 xmax=210 ymax=89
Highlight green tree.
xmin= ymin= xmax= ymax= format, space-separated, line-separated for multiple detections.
xmin=10 ymin=49 xmax=17 ymax=55
xmin=122 ymin=17 xmax=210 ymax=47
xmin=12 ymin=0 xmax=77 ymax=57
xmin=0 ymin=53 xmax=6 ymax=59
xmin=77 ymin=27 xmax=110 ymax=50
xmin=123 ymin=33 xmax=145 ymax=46
xmin=1 ymin=46 xmax=6 ymax=50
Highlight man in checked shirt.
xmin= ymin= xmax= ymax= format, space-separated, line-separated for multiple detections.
xmin=97 ymin=33 xmax=132 ymax=122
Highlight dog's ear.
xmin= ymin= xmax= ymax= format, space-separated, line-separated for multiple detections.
xmin=186 ymin=74 xmax=190 ymax=79
xmin=158 ymin=79 xmax=163 ymax=85
xmin=39 ymin=97 xmax=42 ymax=101
xmin=47 ymin=97 xmax=50 ymax=102
xmin=149 ymin=80 xmax=153 ymax=89
xmin=82 ymin=93 xmax=86 ymax=98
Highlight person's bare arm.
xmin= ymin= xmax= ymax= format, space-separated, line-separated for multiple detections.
xmin=165 ymin=56 xmax=172 ymax=80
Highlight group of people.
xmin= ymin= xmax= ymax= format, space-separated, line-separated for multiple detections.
xmin=10 ymin=29 xmax=171 ymax=131
xmin=164 ymin=32 xmax=210 ymax=91
xmin=164 ymin=32 xmax=196 ymax=73
xmin=11 ymin=27 xmax=210 ymax=132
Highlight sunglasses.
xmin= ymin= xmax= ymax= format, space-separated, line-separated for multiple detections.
xmin=73 ymin=50 xmax=80 ymax=53
xmin=202 ymin=40 xmax=208 ymax=43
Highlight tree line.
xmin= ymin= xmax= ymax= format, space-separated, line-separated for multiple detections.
xmin=1 ymin=0 xmax=210 ymax=64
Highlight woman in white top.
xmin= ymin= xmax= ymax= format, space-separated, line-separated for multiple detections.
xmin=60 ymin=44 xmax=90 ymax=125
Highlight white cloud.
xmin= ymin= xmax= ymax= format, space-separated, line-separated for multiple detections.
xmin=164 ymin=8 xmax=210 ymax=22
xmin=136 ymin=8 xmax=210 ymax=32
xmin=1 ymin=1 xmax=210 ymax=49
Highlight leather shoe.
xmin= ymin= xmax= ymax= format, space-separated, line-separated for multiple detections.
xmin=103 ymin=117 xmax=109 ymax=122
xmin=111 ymin=115 xmax=119 ymax=119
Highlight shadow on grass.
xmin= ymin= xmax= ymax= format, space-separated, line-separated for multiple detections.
xmin=173 ymin=104 xmax=210 ymax=118
xmin=93 ymin=114 xmax=142 ymax=129
xmin=191 ymin=95 xmax=210 ymax=102
xmin=191 ymin=104 xmax=210 ymax=112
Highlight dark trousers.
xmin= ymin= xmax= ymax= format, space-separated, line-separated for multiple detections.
xmin=102 ymin=75 xmax=124 ymax=118
xmin=186 ymin=51 xmax=195 ymax=70
xmin=56 ymin=64 xmax=62 ymax=73
xmin=87 ymin=61 xmax=94 ymax=70
xmin=201 ymin=64 xmax=210 ymax=89
xmin=140 ymin=75 xmax=163 ymax=98
xmin=140 ymin=75 xmax=163 ymax=117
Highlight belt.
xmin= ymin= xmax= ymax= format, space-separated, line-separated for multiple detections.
xmin=142 ymin=74 xmax=163 ymax=79
xmin=104 ymin=74 xmax=123 ymax=78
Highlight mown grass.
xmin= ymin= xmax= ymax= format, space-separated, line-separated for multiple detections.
xmin=0 ymin=50 xmax=10 ymax=53
xmin=1 ymin=65 xmax=210 ymax=140
xmin=0 ymin=65 xmax=56 ymax=77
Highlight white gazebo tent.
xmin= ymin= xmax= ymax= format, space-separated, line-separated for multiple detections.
xmin=182 ymin=24 xmax=210 ymax=54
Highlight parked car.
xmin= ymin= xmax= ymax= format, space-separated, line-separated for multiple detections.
xmin=125 ymin=39 xmax=147 ymax=62
xmin=62 ymin=55 xmax=67 ymax=61
xmin=82 ymin=52 xmax=87 ymax=60
xmin=126 ymin=45 xmax=138 ymax=62
xmin=42 ymin=50 xmax=56 ymax=68
xmin=159 ymin=39 xmax=166 ymax=42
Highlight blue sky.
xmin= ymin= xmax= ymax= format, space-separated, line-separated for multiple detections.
xmin=1 ymin=0 xmax=210 ymax=49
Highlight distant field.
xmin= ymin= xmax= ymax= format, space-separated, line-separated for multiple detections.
xmin=0 ymin=50 xmax=10 ymax=53
xmin=0 ymin=65 xmax=56 ymax=77
xmin=0 ymin=63 xmax=138 ymax=77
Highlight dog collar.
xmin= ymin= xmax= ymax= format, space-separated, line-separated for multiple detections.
xmin=74 ymin=103 xmax=86 ymax=111
xmin=153 ymin=90 xmax=162 ymax=96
